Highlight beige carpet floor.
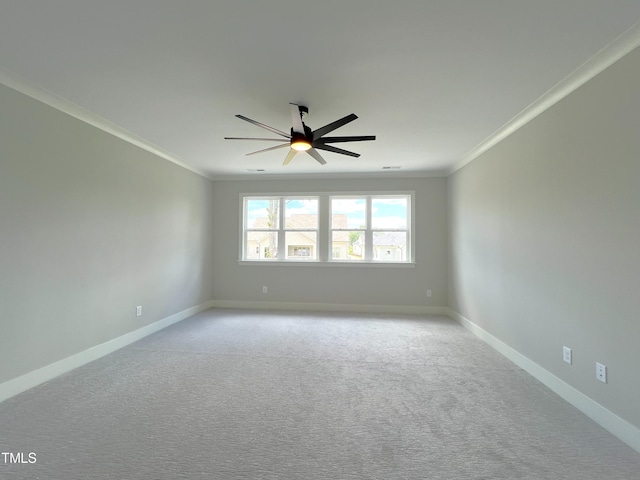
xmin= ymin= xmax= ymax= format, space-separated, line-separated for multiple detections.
xmin=1 ymin=308 xmax=639 ymax=479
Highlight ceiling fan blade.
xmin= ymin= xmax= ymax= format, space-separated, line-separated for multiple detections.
xmin=245 ymin=143 xmax=290 ymax=156
xmin=314 ymin=135 xmax=376 ymax=144
xmin=225 ymin=137 xmax=288 ymax=142
xmin=289 ymin=103 xmax=305 ymax=134
xmin=283 ymin=148 xmax=297 ymax=165
xmin=306 ymin=148 xmax=327 ymax=165
xmin=312 ymin=113 xmax=358 ymax=138
xmin=314 ymin=143 xmax=360 ymax=157
xmin=235 ymin=114 xmax=291 ymax=138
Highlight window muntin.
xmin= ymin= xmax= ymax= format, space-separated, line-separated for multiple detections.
xmin=242 ymin=193 xmax=412 ymax=263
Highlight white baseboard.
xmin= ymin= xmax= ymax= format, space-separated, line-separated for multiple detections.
xmin=211 ymin=299 xmax=448 ymax=316
xmin=0 ymin=300 xmax=215 ymax=404
xmin=446 ymin=308 xmax=640 ymax=454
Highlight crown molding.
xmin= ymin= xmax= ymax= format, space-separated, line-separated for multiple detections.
xmin=0 ymin=68 xmax=212 ymax=180
xmin=448 ymin=21 xmax=640 ymax=176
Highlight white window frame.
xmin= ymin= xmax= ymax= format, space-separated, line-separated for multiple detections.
xmin=243 ymin=196 xmax=320 ymax=261
xmin=243 ymin=196 xmax=281 ymax=260
xmin=330 ymin=194 xmax=411 ymax=263
xmin=240 ymin=191 xmax=415 ymax=266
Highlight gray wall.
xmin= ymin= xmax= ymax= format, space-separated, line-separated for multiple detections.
xmin=212 ymin=177 xmax=447 ymax=309
xmin=447 ymin=47 xmax=640 ymax=429
xmin=0 ymin=83 xmax=215 ymax=384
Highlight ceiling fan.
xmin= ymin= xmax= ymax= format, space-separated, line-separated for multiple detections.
xmin=225 ymin=104 xmax=376 ymax=165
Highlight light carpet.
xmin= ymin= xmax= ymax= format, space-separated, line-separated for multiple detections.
xmin=1 ymin=309 xmax=639 ymax=479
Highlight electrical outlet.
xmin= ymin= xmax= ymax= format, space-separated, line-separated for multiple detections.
xmin=262 ymin=286 xmax=268 ymax=294
xmin=426 ymin=289 xmax=432 ymax=298
xmin=563 ymin=346 xmax=572 ymax=365
xmin=596 ymin=363 xmax=607 ymax=383
xmin=136 ymin=306 xmax=142 ymax=317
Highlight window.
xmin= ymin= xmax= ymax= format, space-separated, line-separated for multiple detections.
xmin=330 ymin=195 xmax=409 ymax=262
xmin=244 ymin=197 xmax=318 ymax=261
xmin=330 ymin=197 xmax=365 ymax=261
xmin=244 ymin=197 xmax=280 ymax=260
xmin=242 ymin=193 xmax=412 ymax=263
xmin=284 ymin=198 xmax=318 ymax=260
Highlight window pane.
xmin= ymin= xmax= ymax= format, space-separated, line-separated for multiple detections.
xmin=285 ymin=198 xmax=318 ymax=229
xmin=332 ymin=231 xmax=364 ymax=260
xmin=331 ymin=198 xmax=366 ymax=229
xmin=246 ymin=198 xmax=280 ymax=229
xmin=285 ymin=232 xmax=317 ymax=259
xmin=372 ymin=231 xmax=407 ymax=261
xmin=246 ymin=231 xmax=278 ymax=259
xmin=371 ymin=197 xmax=407 ymax=230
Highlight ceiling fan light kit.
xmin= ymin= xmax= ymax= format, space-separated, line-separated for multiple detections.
xmin=225 ymin=103 xmax=376 ymax=166
xmin=290 ymin=132 xmax=312 ymax=151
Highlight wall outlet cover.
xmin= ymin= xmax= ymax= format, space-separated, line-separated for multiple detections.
xmin=563 ymin=346 xmax=572 ymax=365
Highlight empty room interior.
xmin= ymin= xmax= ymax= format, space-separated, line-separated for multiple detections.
xmin=1 ymin=3 xmax=639 ymax=479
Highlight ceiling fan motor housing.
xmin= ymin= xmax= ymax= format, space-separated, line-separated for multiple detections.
xmin=290 ymin=124 xmax=313 ymax=142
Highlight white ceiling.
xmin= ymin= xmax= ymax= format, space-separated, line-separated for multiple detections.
xmin=1 ymin=1 xmax=640 ymax=179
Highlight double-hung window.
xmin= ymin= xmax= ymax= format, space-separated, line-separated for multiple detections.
xmin=330 ymin=195 xmax=410 ymax=262
xmin=242 ymin=192 xmax=412 ymax=263
xmin=244 ymin=197 xmax=319 ymax=261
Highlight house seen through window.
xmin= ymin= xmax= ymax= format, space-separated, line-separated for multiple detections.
xmin=243 ymin=193 xmax=412 ymax=263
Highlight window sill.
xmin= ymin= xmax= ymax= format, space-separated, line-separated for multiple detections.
xmin=238 ymin=260 xmax=416 ymax=268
